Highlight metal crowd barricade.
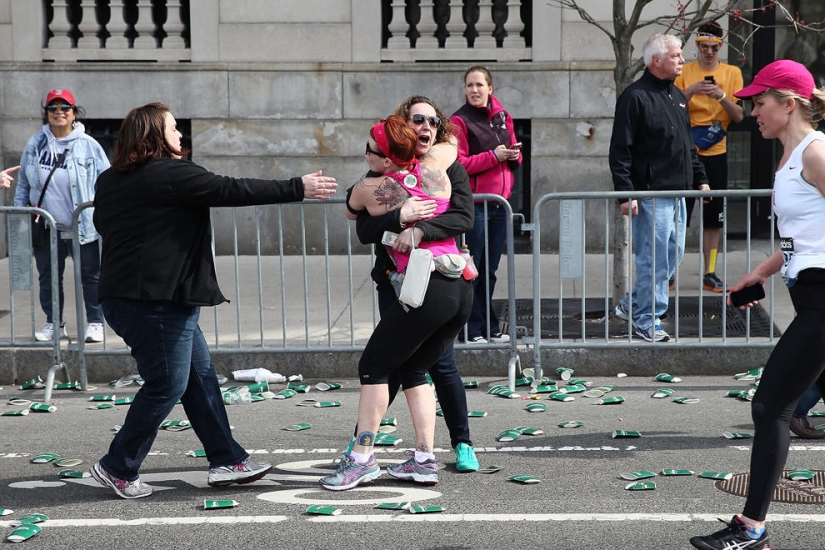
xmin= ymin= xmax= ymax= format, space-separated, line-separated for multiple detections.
xmin=2 ymin=206 xmax=69 ymax=402
xmin=525 ymin=189 xmax=776 ymax=381
xmin=72 ymin=197 xmax=522 ymax=389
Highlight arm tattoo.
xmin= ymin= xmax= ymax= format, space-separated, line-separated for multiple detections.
xmin=373 ymin=176 xmax=408 ymax=212
xmin=420 ymin=164 xmax=448 ymax=195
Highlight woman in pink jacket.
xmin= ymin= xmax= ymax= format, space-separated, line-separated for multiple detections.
xmin=451 ymin=66 xmax=521 ymax=344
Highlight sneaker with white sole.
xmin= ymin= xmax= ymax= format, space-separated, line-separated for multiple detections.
xmin=635 ymin=324 xmax=670 ymax=342
xmin=89 ymin=461 xmax=154 ymax=499
xmin=613 ymin=303 xmax=632 ymax=324
xmin=207 ymin=458 xmax=272 ymax=487
xmin=387 ymin=450 xmax=438 ymax=485
xmin=489 ymin=332 xmax=510 ymax=343
xmin=34 ymin=322 xmax=67 ymax=342
xmin=467 ymin=335 xmax=488 ymax=344
xmin=690 ymin=515 xmax=769 ymax=549
xmin=319 ymin=453 xmax=381 ymax=491
xmin=85 ymin=323 xmax=104 ymax=343
xmin=454 ymin=443 xmax=479 ymax=472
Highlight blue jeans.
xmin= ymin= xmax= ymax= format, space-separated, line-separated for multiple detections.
xmin=793 ymin=386 xmax=823 ymax=418
xmin=620 ymin=198 xmax=686 ymax=330
xmin=33 ymin=235 xmax=103 ymax=324
xmin=99 ymin=299 xmax=247 ymax=481
xmin=464 ymin=203 xmax=508 ymax=339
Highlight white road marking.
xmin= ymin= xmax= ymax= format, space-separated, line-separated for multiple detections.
xmin=3 ymin=513 xmax=825 ymax=529
xmin=258 ymin=486 xmax=440 ymax=506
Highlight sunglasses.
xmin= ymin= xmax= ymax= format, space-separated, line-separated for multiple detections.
xmin=365 ymin=143 xmax=386 ymax=158
xmin=46 ymin=103 xmax=73 ymax=113
xmin=409 ymin=114 xmax=441 ymax=128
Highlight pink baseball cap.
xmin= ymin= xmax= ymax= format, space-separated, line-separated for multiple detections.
xmin=735 ymin=60 xmax=815 ymax=99
xmin=45 ymin=89 xmax=76 ymax=105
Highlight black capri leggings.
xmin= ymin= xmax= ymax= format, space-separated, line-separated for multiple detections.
xmin=358 ymin=272 xmax=473 ymax=389
xmin=743 ymin=268 xmax=825 ymax=521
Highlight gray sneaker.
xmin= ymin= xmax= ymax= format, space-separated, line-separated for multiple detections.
xmin=613 ymin=303 xmax=632 ymax=324
xmin=90 ymin=461 xmax=154 ymax=499
xmin=207 ymin=458 xmax=272 ymax=487
xmin=320 ymin=453 xmax=381 ymax=491
xmin=387 ymin=450 xmax=438 ymax=485
xmin=635 ymin=324 xmax=670 ymax=342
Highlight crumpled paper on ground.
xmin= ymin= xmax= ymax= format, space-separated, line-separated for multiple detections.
xmin=232 ymin=368 xmax=287 ymax=383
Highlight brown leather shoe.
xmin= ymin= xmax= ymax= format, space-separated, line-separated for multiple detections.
xmin=790 ymin=416 xmax=825 ymax=439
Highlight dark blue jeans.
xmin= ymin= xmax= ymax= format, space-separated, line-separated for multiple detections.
xmin=33 ymin=234 xmax=103 ymax=324
xmin=99 ymin=299 xmax=247 ymax=481
xmin=464 ymin=203 xmax=508 ymax=339
xmin=793 ymin=386 xmax=823 ymax=418
xmin=376 ymin=280 xmax=472 ymax=448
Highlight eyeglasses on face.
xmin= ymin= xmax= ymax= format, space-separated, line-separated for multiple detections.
xmin=408 ymin=114 xmax=441 ymax=128
xmin=46 ymin=103 xmax=73 ymax=113
xmin=698 ymin=44 xmax=720 ymax=53
xmin=365 ymin=143 xmax=386 ymax=158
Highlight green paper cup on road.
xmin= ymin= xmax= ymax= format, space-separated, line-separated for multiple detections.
xmin=531 ymin=384 xmax=557 ymax=394
xmin=314 ymin=401 xmax=341 ymax=408
xmin=0 ymin=508 xmax=14 ymax=516
xmin=462 ymin=380 xmax=478 ymax=389
xmin=283 ymin=423 xmax=312 ymax=431
xmin=58 ymin=469 xmax=90 ymax=478
xmin=89 ymin=395 xmax=116 ymax=402
xmin=187 ymin=449 xmax=207 ymax=457
xmin=548 ymin=392 xmax=574 ymax=402
xmin=13 ymin=513 xmax=47 ymax=525
xmin=467 ymin=410 xmax=487 ymax=417
xmin=734 ymin=367 xmax=763 ymax=380
xmin=8 ymin=398 xmax=31 ymax=406
xmin=497 ymin=429 xmax=522 ymax=442
xmin=6 ymin=524 xmax=41 ymax=543
xmin=287 ymin=382 xmax=310 ymax=393
xmin=3 ymin=409 xmax=30 ymax=416
xmin=582 ymin=389 xmax=604 ymax=398
xmin=31 ymin=453 xmax=60 ymax=464
xmin=809 ymin=410 xmax=825 ymax=417
xmin=409 ymin=505 xmax=444 ymax=514
xmin=29 ymin=402 xmax=56 ymax=413
xmin=514 ymin=376 xmax=533 ymax=387
xmin=306 ymin=504 xmax=342 ymax=516
xmin=612 ymin=430 xmax=641 ymax=438
xmin=559 ymin=420 xmax=584 ymax=428
xmin=558 ymin=384 xmax=586 ymax=394
xmin=479 ymin=465 xmax=502 ymax=474
xmin=54 ymin=381 xmax=79 ymax=390
xmin=375 ymin=502 xmax=410 ymax=510
xmin=509 ymin=474 xmax=540 ymax=484
xmin=788 ymin=469 xmax=815 ymax=481
xmin=620 ymin=470 xmax=656 ymax=481
xmin=274 ymin=389 xmax=297 ymax=399
xmin=377 ymin=425 xmax=397 ymax=434
xmin=515 ymin=427 xmax=544 ymax=436
xmin=652 ymin=388 xmax=674 ymax=398
xmin=374 ymin=433 xmax=403 ymax=446
xmin=88 ymin=403 xmax=114 ymax=410
xmin=114 ymin=397 xmax=133 ymax=406
xmin=595 ymin=385 xmax=614 ymax=393
xmin=296 ymin=399 xmax=318 ymax=407
xmin=699 ymin=471 xmax=732 ymax=480
xmin=54 ymin=458 xmax=82 ymax=467
xmin=435 ymin=407 xmax=443 ymax=417
xmin=567 ymin=378 xmax=592 ymax=387
xmin=625 ymin=481 xmax=655 ymax=491
xmin=526 ymin=402 xmax=547 ymax=413
xmin=673 ymin=397 xmax=700 ymax=404
xmin=655 ymin=373 xmax=682 ymax=383
xmin=661 ymin=469 xmax=694 ymax=476
xmin=723 ymin=432 xmax=752 ymax=440
xmin=556 ymin=367 xmax=574 ymax=381
xmin=160 ymin=420 xmax=191 ymax=430
xmin=204 ymin=499 xmax=238 ymax=510
xmin=380 ymin=418 xmax=397 ymax=426
xmin=316 ymin=382 xmax=342 ymax=391
xmin=495 ymin=390 xmax=521 ymax=399
xmin=20 ymin=376 xmax=44 ymax=390
xmin=246 ymin=380 xmax=269 ymax=394
xmin=594 ymin=396 xmax=625 ymax=405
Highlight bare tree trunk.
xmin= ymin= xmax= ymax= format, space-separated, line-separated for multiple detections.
xmin=612 ymin=208 xmax=630 ymax=303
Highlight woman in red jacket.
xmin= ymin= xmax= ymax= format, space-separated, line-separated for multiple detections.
xmin=450 ymin=66 xmax=521 ymax=344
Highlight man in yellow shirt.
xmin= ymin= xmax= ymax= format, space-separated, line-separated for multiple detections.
xmin=675 ymin=22 xmax=744 ymax=292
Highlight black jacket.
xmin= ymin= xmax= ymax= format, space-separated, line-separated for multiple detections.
xmin=609 ymin=69 xmax=708 ymax=202
xmin=353 ymin=160 xmax=473 ymax=284
xmin=93 ymin=158 xmax=304 ymax=306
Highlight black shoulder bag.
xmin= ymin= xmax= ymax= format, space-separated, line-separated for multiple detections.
xmin=30 ymin=149 xmax=68 ymax=247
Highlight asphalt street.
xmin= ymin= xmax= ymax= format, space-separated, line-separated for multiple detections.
xmin=1 ymin=374 xmax=824 ymax=549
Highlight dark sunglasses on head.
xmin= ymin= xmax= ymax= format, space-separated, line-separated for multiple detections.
xmin=365 ymin=143 xmax=386 ymax=158
xmin=409 ymin=114 xmax=441 ymax=128
xmin=46 ymin=103 xmax=73 ymax=113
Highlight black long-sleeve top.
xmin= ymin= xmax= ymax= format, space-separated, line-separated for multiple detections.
xmin=609 ymin=69 xmax=708 ymax=203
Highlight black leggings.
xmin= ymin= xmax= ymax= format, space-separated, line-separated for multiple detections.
xmin=359 ymin=273 xmax=473 ymax=389
xmin=744 ymin=269 xmax=825 ymax=521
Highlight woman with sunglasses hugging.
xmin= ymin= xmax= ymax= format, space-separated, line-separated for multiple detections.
xmin=14 ymin=88 xmax=110 ymax=344
xmin=451 ymin=66 xmax=521 ymax=345
xmin=345 ymin=96 xmax=480 ymax=475
xmin=322 ymin=115 xmax=473 ymax=490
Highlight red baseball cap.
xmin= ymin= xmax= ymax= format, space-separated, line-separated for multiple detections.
xmin=45 ymin=89 xmax=76 ymax=106
xmin=735 ymin=60 xmax=815 ymax=99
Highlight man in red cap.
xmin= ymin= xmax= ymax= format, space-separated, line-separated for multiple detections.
xmin=675 ymin=22 xmax=744 ymax=294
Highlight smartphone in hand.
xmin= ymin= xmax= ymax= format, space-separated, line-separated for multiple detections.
xmin=704 ymin=75 xmax=715 ymax=83
xmin=729 ymin=283 xmax=765 ymax=307
xmin=512 ymin=142 xmax=522 ymax=150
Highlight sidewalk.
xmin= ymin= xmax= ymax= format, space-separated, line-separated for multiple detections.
xmin=0 ymin=239 xmax=787 ymax=384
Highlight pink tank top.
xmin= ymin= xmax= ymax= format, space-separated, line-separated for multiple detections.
xmin=383 ymin=162 xmax=460 ymax=273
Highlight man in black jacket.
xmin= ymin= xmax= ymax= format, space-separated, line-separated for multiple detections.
xmin=609 ymin=34 xmax=709 ymax=342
